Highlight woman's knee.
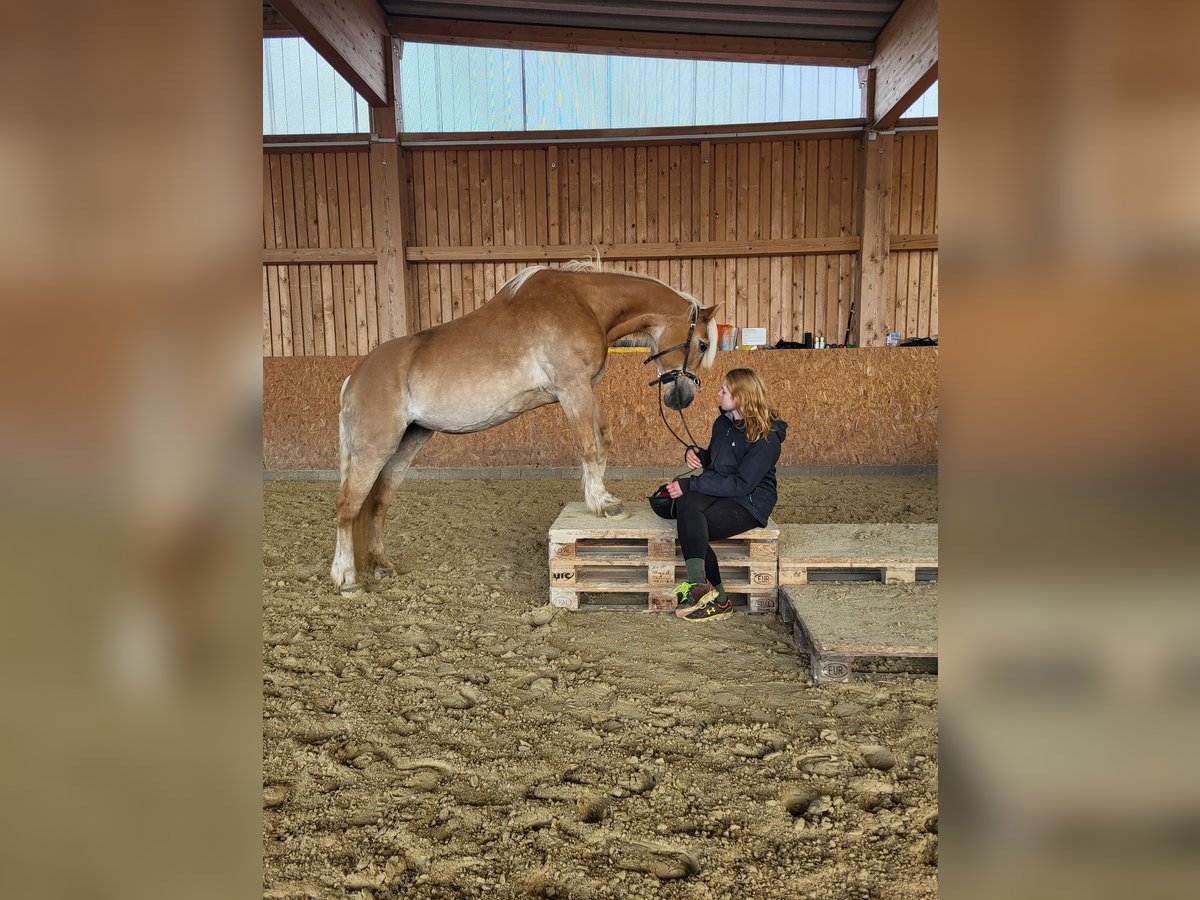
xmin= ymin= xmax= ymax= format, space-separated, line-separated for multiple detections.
xmin=675 ymin=490 xmax=708 ymax=517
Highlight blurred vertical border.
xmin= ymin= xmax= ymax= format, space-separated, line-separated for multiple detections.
xmin=941 ymin=0 xmax=1200 ymax=897
xmin=0 ymin=2 xmax=261 ymax=897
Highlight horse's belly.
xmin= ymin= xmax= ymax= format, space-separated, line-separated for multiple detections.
xmin=411 ymin=385 xmax=556 ymax=434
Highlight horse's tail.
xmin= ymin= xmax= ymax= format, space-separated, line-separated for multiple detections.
xmin=338 ymin=376 xmax=352 ymax=487
xmin=337 ymin=375 xmax=378 ymax=573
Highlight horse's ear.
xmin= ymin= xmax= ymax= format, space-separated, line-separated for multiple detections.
xmin=702 ymin=302 xmax=724 ymax=322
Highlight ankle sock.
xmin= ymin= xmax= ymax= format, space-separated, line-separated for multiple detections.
xmin=685 ymin=558 xmax=706 ymax=583
xmin=715 ymin=582 xmax=727 ymax=604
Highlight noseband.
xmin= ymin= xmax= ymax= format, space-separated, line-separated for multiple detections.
xmin=644 ymin=303 xmax=702 ymax=389
xmin=644 ymin=303 xmax=703 ymax=452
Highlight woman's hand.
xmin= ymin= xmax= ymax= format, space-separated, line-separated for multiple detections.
xmin=666 ymin=480 xmax=684 ymax=499
xmin=684 ymin=447 xmax=702 ymax=470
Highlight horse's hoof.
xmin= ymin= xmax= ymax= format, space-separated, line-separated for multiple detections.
xmin=340 ymin=583 xmax=364 ymax=597
xmin=603 ymin=503 xmax=629 ymax=519
xmin=374 ymin=567 xmax=397 ymax=580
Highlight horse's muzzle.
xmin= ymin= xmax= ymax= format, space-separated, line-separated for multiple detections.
xmin=663 ymin=378 xmax=695 ymax=410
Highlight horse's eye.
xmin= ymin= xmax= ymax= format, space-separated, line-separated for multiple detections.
xmin=698 ymin=339 xmax=709 ymax=353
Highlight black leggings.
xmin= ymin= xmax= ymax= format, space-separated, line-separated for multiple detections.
xmin=675 ymin=491 xmax=761 ymax=586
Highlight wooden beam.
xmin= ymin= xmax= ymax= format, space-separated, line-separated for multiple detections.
xmin=397 ymin=117 xmax=867 ymax=147
xmin=263 ymin=134 xmax=372 ymax=149
xmin=848 ymin=132 xmax=868 ymax=345
xmin=405 ymin=237 xmax=861 ymax=264
xmin=388 ymin=16 xmax=872 ymax=67
xmin=870 ymin=0 xmax=938 ymax=130
xmin=263 ymin=248 xmax=377 ymax=263
xmin=269 ymin=0 xmax=390 ymax=107
xmin=889 ymin=235 xmax=938 ymax=250
xmin=263 ymin=4 xmax=300 ymax=38
xmin=858 ymin=66 xmax=876 ymax=121
xmin=389 ymin=36 xmax=404 ymax=132
xmin=857 ymin=132 xmax=893 ymax=347
xmin=369 ymin=38 xmax=410 ymax=339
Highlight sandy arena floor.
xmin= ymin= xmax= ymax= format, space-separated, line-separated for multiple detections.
xmin=264 ymin=476 xmax=938 ymax=899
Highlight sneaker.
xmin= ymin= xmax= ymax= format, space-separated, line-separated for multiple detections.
xmin=672 ymin=580 xmax=717 ymax=618
xmin=681 ymin=596 xmax=734 ymax=622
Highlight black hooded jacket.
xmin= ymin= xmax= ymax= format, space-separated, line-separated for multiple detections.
xmin=680 ymin=410 xmax=789 ymax=525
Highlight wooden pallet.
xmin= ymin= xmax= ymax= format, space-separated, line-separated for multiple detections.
xmin=778 ymin=524 xmax=938 ymax=586
xmin=779 ymin=583 xmax=938 ymax=684
xmin=548 ymin=502 xmax=779 ymax=613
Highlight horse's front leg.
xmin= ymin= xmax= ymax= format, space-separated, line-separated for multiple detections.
xmin=558 ymin=386 xmax=628 ymax=519
xmin=591 ymin=400 xmax=626 ymax=514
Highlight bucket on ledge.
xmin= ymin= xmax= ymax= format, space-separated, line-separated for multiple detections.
xmin=717 ymin=324 xmax=738 ymax=351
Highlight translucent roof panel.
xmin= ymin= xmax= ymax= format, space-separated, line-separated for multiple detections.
xmin=400 ymin=43 xmax=863 ymax=132
xmin=263 ymin=38 xmax=869 ymax=136
xmin=263 ymin=38 xmax=370 ymax=135
xmin=900 ymin=81 xmax=938 ymax=119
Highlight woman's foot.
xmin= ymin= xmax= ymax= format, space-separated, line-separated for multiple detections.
xmin=680 ymin=596 xmax=734 ymax=622
xmin=672 ymin=580 xmax=717 ymax=618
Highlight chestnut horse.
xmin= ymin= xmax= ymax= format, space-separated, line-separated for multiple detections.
xmin=330 ymin=261 xmax=718 ymax=593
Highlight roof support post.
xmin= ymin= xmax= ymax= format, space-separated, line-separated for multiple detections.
xmin=857 ymin=131 xmax=894 ymax=347
xmin=369 ymin=37 xmax=409 ymax=339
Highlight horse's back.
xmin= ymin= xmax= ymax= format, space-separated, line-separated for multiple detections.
xmin=342 ymin=268 xmax=619 ymax=433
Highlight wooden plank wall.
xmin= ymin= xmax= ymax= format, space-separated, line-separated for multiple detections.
xmin=262 ymin=128 xmax=937 ymax=356
xmin=888 ymin=131 xmax=939 ymax=339
xmin=262 ymin=148 xmax=381 ymax=356
xmin=403 ymin=137 xmax=862 ymax=344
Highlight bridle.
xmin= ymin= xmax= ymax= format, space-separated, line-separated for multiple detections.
xmin=644 ymin=303 xmax=707 ymax=452
xmin=645 ymin=302 xmax=703 ymax=390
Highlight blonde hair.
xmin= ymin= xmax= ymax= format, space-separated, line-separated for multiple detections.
xmin=725 ymin=368 xmax=779 ymax=443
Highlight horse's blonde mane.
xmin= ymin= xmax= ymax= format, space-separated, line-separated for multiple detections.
xmin=500 ymin=266 xmax=544 ymax=296
xmin=560 ymin=250 xmax=702 ymax=310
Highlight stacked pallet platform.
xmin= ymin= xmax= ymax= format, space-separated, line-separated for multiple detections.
xmin=777 ymin=524 xmax=938 ymax=683
xmin=782 ymin=582 xmax=938 ymax=684
xmin=548 ymin=502 xmax=779 ymax=613
xmin=778 ymin=523 xmax=938 ymax=591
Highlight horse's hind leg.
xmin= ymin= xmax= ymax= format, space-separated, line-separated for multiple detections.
xmin=331 ymin=446 xmax=394 ymax=593
xmin=558 ymin=385 xmax=627 ymax=519
xmin=366 ymin=425 xmax=434 ymax=579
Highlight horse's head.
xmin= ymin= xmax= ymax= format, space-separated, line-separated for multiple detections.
xmin=648 ymin=299 xmax=719 ymax=411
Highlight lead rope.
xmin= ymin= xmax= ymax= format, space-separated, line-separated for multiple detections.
xmin=656 ymin=381 xmax=703 ymax=454
xmin=647 ymin=302 xmax=704 ymax=456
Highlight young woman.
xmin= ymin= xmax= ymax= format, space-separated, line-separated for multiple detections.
xmin=664 ymin=368 xmax=788 ymax=621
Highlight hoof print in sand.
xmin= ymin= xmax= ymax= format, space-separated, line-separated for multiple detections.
xmin=263 ymin=784 xmax=290 ymax=808
xmin=438 ymin=688 xmax=478 ymax=710
xmin=510 ymin=808 xmax=555 ymax=832
xmin=576 ymin=793 xmax=610 ymax=824
xmin=520 ymin=605 xmax=558 ymax=627
xmin=612 ymin=840 xmax=700 ymax=879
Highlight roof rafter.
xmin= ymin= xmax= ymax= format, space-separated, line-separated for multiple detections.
xmin=268 ymin=0 xmax=391 ymax=107
xmin=263 ymin=4 xmax=300 ymax=38
xmin=869 ymin=0 xmax=937 ymax=129
xmin=387 ymin=15 xmax=873 ymax=66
